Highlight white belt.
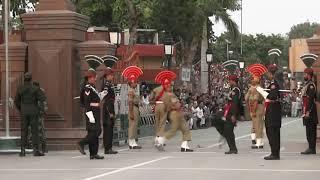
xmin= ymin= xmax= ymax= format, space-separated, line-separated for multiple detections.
xmin=156 ymin=101 xmax=164 ymax=104
xmin=90 ymin=103 xmax=100 ymax=107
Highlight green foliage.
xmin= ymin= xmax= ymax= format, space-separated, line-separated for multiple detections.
xmin=1 ymin=0 xmax=38 ymax=17
xmin=73 ymin=0 xmax=114 ymax=27
xmin=212 ymin=32 xmax=288 ymax=66
xmin=288 ymin=22 xmax=320 ymax=39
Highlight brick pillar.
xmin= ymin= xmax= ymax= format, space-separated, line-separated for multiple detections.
xmin=306 ymin=28 xmax=320 ymax=142
xmin=21 ymin=0 xmax=89 ymax=128
xmin=0 ymin=32 xmax=27 ymax=132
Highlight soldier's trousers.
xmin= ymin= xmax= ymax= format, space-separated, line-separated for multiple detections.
xmin=103 ymin=115 xmax=114 ymax=151
xmin=164 ymin=110 xmax=191 ymax=141
xmin=128 ymin=106 xmax=139 ymax=139
xmin=21 ymin=114 xmax=39 ymax=150
xmin=154 ymin=104 xmax=167 ymax=137
xmin=87 ymin=129 xmax=101 ymax=156
xmin=251 ymin=116 xmax=264 ymax=138
xmin=224 ymin=121 xmax=237 ymax=151
xmin=305 ymin=123 xmax=317 ymax=150
xmin=266 ymin=127 xmax=280 ymax=157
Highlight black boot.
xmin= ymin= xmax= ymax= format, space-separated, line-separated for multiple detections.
xmin=90 ymin=154 xmax=104 ymax=160
xmin=33 ymin=150 xmax=45 ymax=156
xmin=104 ymin=149 xmax=118 ymax=154
xmin=301 ymin=148 xmax=316 ymax=155
xmin=225 ymin=150 xmax=238 ymax=154
xmin=77 ymin=142 xmax=86 ymax=155
xmin=181 ymin=148 xmax=194 ymax=152
xmin=264 ymin=154 xmax=280 ymax=160
xmin=19 ymin=147 xmax=26 ymax=157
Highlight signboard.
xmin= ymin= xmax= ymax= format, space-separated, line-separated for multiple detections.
xmin=181 ymin=67 xmax=191 ymax=82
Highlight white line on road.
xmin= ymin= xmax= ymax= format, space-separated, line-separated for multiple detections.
xmin=82 ymin=156 xmax=171 ymax=180
xmin=201 ymin=119 xmax=300 ymax=150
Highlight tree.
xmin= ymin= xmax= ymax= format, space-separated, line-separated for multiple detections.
xmin=153 ymin=0 xmax=239 ymax=65
xmin=288 ymin=22 xmax=320 ymax=39
xmin=212 ymin=32 xmax=288 ymax=66
xmin=72 ymin=0 xmax=114 ymax=27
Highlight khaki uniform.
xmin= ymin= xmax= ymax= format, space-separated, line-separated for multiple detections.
xmin=163 ymin=93 xmax=191 ymax=141
xmin=245 ymin=86 xmax=265 ymax=138
xmin=149 ymin=86 xmax=167 ymax=137
xmin=128 ymin=88 xmax=140 ymax=139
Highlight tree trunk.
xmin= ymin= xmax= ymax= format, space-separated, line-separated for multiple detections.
xmin=200 ymin=21 xmax=208 ymax=93
xmin=124 ymin=0 xmax=139 ymax=66
xmin=181 ymin=36 xmax=200 ymax=91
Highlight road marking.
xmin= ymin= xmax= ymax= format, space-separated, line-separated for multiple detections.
xmin=259 ymin=146 xmax=285 ymax=158
xmin=201 ymin=119 xmax=300 ymax=150
xmin=71 ymin=155 xmax=86 ymax=159
xmin=129 ymin=168 xmax=320 ymax=172
xmin=82 ymin=156 xmax=171 ymax=180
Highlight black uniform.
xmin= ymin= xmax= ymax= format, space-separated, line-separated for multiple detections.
xmin=302 ymin=80 xmax=318 ymax=153
xmin=83 ymin=84 xmax=102 ymax=157
xmin=214 ymin=86 xmax=241 ymax=154
xmin=224 ymin=86 xmax=241 ymax=153
xmin=101 ymin=79 xmax=116 ymax=152
xmin=265 ymin=80 xmax=282 ymax=158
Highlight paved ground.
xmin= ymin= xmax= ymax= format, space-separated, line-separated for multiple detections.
xmin=0 ymin=117 xmax=319 ymax=180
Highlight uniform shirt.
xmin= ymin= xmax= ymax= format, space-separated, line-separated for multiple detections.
xmin=83 ymin=84 xmax=100 ymax=112
xmin=102 ymin=80 xmax=115 ymax=115
xmin=227 ymin=86 xmax=241 ymax=118
xmin=301 ymin=80 xmax=318 ymax=125
xmin=265 ymin=80 xmax=282 ymax=128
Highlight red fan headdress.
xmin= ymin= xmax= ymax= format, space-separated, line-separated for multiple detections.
xmin=122 ymin=66 xmax=143 ymax=83
xmin=155 ymin=70 xmax=177 ymax=86
xmin=246 ymin=64 xmax=268 ymax=78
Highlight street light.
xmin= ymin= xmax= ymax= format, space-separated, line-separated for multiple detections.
xmin=109 ymin=24 xmax=121 ymax=46
xmin=239 ymin=61 xmax=245 ymax=69
xmin=225 ymin=39 xmax=231 ymax=61
xmin=206 ymin=48 xmax=213 ymax=95
xmin=164 ymin=35 xmax=174 ymax=69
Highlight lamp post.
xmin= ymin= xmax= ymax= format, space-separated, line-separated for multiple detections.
xmin=206 ymin=48 xmax=213 ymax=95
xmin=164 ymin=35 xmax=174 ymax=70
xmin=109 ymin=24 xmax=122 ymax=56
xmin=239 ymin=61 xmax=245 ymax=92
xmin=225 ymin=40 xmax=231 ymax=61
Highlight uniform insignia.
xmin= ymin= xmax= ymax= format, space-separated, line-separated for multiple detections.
xmin=85 ymin=91 xmax=90 ymax=96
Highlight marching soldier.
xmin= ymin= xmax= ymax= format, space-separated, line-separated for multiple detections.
xmin=155 ymin=71 xmax=193 ymax=152
xmin=300 ymin=68 xmax=318 ymax=154
xmin=149 ymin=84 xmax=167 ymax=145
xmin=223 ymin=75 xmax=241 ymax=154
xmin=14 ymin=73 xmax=45 ymax=157
xmin=245 ymin=64 xmax=267 ymax=149
xmin=83 ymin=69 xmax=104 ymax=160
xmin=101 ymin=58 xmax=118 ymax=155
xmin=78 ymin=55 xmax=103 ymax=156
xmin=122 ymin=66 xmax=144 ymax=149
xmin=256 ymin=64 xmax=282 ymax=160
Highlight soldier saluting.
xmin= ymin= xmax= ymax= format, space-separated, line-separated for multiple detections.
xmin=300 ymin=54 xmax=318 ymax=155
xmin=14 ymin=73 xmax=45 ymax=157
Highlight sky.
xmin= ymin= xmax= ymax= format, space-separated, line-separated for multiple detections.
xmin=213 ymin=0 xmax=320 ymax=36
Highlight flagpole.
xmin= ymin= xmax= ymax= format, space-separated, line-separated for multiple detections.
xmin=4 ymin=0 xmax=10 ymax=137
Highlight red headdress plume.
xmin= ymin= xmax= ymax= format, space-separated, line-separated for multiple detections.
xmin=246 ymin=64 xmax=268 ymax=78
xmin=155 ymin=70 xmax=177 ymax=86
xmin=122 ymin=66 xmax=143 ymax=82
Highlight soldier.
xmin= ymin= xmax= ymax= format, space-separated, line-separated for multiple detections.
xmin=300 ymin=68 xmax=318 ymax=154
xmin=33 ymin=82 xmax=48 ymax=153
xmin=155 ymin=71 xmax=193 ymax=152
xmin=149 ymin=84 xmax=167 ymax=145
xmin=83 ymin=69 xmax=104 ymax=160
xmin=256 ymin=64 xmax=282 ymax=160
xmin=101 ymin=58 xmax=118 ymax=155
xmin=223 ymin=75 xmax=241 ymax=154
xmin=78 ymin=55 xmax=103 ymax=156
xmin=245 ymin=64 xmax=267 ymax=149
xmin=14 ymin=73 xmax=45 ymax=157
xmin=122 ymin=66 xmax=144 ymax=149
